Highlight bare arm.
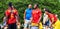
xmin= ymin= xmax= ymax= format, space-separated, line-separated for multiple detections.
xmin=3 ymin=12 xmax=8 ymax=24
xmin=38 ymin=14 xmax=42 ymax=23
xmin=3 ymin=16 xmax=6 ymax=22
xmin=38 ymin=10 xmax=42 ymax=23
xmin=30 ymin=16 xmax=33 ymax=23
xmin=15 ymin=11 xmax=20 ymax=23
xmin=16 ymin=14 xmax=20 ymax=22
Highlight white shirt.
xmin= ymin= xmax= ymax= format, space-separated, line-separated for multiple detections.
xmin=43 ymin=13 xmax=49 ymax=24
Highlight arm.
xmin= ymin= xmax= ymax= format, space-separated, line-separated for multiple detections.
xmin=3 ymin=11 xmax=8 ymax=24
xmin=16 ymin=14 xmax=20 ymax=23
xmin=15 ymin=11 xmax=20 ymax=23
xmin=38 ymin=10 xmax=42 ymax=23
xmin=52 ymin=17 xmax=54 ymax=24
xmin=43 ymin=13 xmax=46 ymax=24
xmin=30 ymin=15 xmax=33 ymax=23
xmin=15 ymin=10 xmax=20 ymax=26
xmin=3 ymin=16 xmax=7 ymax=24
xmin=38 ymin=14 xmax=42 ymax=23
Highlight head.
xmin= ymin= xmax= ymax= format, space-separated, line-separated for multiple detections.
xmin=28 ymin=4 xmax=32 ymax=8
xmin=34 ymin=4 xmax=38 ymax=9
xmin=44 ymin=8 xmax=48 ymax=13
xmin=55 ymin=14 xmax=58 ymax=17
xmin=8 ymin=2 xmax=13 ymax=9
xmin=44 ymin=8 xmax=51 ymax=14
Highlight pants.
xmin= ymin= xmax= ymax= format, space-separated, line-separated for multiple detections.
xmin=30 ymin=26 xmax=38 ymax=29
xmin=0 ymin=26 xmax=1 ymax=29
xmin=24 ymin=19 xmax=30 ymax=28
xmin=8 ymin=23 xmax=17 ymax=29
xmin=44 ymin=20 xmax=49 ymax=26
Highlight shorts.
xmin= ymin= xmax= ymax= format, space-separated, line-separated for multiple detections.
xmin=31 ymin=23 xmax=38 ymax=26
xmin=44 ymin=20 xmax=49 ymax=26
xmin=8 ymin=23 xmax=17 ymax=29
xmin=3 ymin=22 xmax=6 ymax=26
xmin=0 ymin=26 xmax=1 ymax=29
xmin=24 ymin=19 xmax=30 ymax=28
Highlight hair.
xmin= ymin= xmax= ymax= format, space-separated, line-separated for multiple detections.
xmin=35 ymin=4 xmax=39 ymax=7
xmin=28 ymin=4 xmax=32 ymax=7
xmin=8 ymin=2 xmax=12 ymax=7
xmin=29 ymin=4 xmax=32 ymax=5
xmin=44 ymin=8 xmax=51 ymax=13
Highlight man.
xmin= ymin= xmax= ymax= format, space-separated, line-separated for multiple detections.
xmin=2 ymin=15 xmax=8 ymax=29
xmin=43 ymin=8 xmax=50 ymax=29
xmin=3 ymin=2 xmax=20 ymax=29
xmin=52 ymin=14 xmax=60 ymax=29
xmin=24 ymin=4 xmax=32 ymax=29
xmin=44 ymin=9 xmax=54 ymax=29
xmin=31 ymin=4 xmax=42 ymax=29
xmin=45 ymin=9 xmax=59 ymax=29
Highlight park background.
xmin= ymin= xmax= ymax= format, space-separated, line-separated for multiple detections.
xmin=0 ymin=0 xmax=60 ymax=28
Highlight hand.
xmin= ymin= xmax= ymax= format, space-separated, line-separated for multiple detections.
xmin=17 ymin=22 xmax=20 ymax=29
xmin=30 ymin=17 xmax=32 ymax=23
xmin=17 ymin=22 xmax=20 ymax=26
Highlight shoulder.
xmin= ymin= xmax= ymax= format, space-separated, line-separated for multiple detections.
xmin=13 ymin=9 xmax=18 ymax=12
xmin=37 ymin=8 xmax=42 ymax=12
xmin=25 ymin=8 xmax=29 ymax=11
xmin=5 ymin=9 xmax=10 ymax=13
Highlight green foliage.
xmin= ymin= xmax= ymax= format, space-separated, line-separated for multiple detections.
xmin=0 ymin=0 xmax=60 ymax=23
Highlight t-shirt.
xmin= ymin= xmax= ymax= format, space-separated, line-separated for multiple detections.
xmin=25 ymin=8 xmax=32 ymax=20
xmin=5 ymin=8 xmax=18 ymax=24
xmin=32 ymin=8 xmax=42 ymax=23
xmin=47 ymin=13 xmax=57 ymax=23
xmin=53 ymin=15 xmax=58 ymax=23
xmin=43 ymin=13 xmax=49 ymax=24
xmin=47 ymin=13 xmax=54 ymax=22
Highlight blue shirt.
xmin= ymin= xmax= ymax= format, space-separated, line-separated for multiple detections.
xmin=25 ymin=8 xmax=32 ymax=20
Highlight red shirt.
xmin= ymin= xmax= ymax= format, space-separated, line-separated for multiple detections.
xmin=32 ymin=8 xmax=42 ymax=23
xmin=5 ymin=8 xmax=18 ymax=24
xmin=53 ymin=15 xmax=58 ymax=22
xmin=47 ymin=13 xmax=57 ymax=22
xmin=47 ymin=13 xmax=54 ymax=22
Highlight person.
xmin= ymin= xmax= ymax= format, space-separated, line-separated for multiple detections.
xmin=44 ymin=9 xmax=54 ymax=29
xmin=43 ymin=8 xmax=50 ymax=29
xmin=24 ymin=4 xmax=32 ymax=29
xmin=52 ymin=14 xmax=60 ymax=29
xmin=2 ymin=17 xmax=8 ymax=29
xmin=31 ymin=4 xmax=42 ymax=29
xmin=3 ymin=2 xmax=20 ymax=29
xmin=45 ymin=9 xmax=59 ymax=29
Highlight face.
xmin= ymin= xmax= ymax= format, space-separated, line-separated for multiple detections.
xmin=44 ymin=8 xmax=45 ymax=11
xmin=28 ymin=4 xmax=32 ymax=8
xmin=55 ymin=14 xmax=58 ymax=17
xmin=45 ymin=11 xmax=48 ymax=14
xmin=34 ymin=4 xmax=37 ymax=9
xmin=44 ymin=8 xmax=46 ymax=13
xmin=9 ymin=6 xmax=14 ymax=10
